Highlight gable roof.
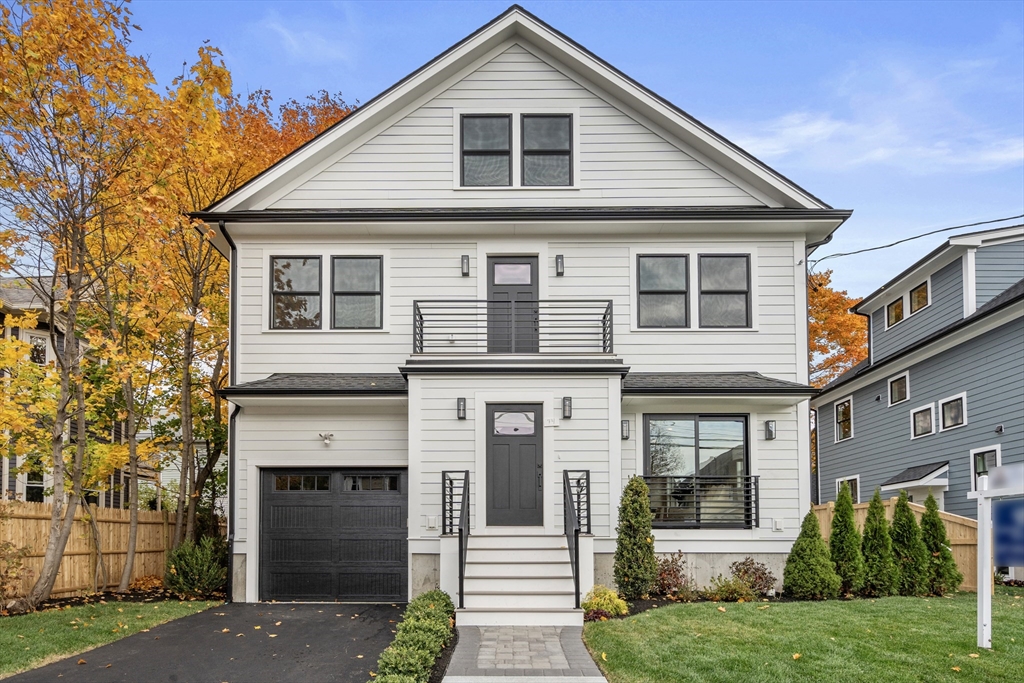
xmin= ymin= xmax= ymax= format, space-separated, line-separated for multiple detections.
xmin=199 ymin=5 xmax=834 ymax=220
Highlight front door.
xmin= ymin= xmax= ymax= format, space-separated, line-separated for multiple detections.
xmin=486 ymin=404 xmax=543 ymax=526
xmin=488 ymin=256 xmax=539 ymax=353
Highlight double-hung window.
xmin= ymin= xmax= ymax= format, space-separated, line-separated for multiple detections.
xmin=699 ymin=255 xmax=750 ymax=328
xmin=637 ymin=255 xmax=688 ymax=327
xmin=522 ymin=114 xmax=571 ymax=186
xmin=271 ymin=257 xmax=321 ymax=329
xmin=835 ymin=397 xmax=853 ymax=441
xmin=25 ymin=467 xmax=44 ymax=503
xmin=332 ymin=257 xmax=383 ymax=329
xmin=461 ymin=115 xmax=511 ymax=186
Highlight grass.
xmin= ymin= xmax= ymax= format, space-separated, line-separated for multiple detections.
xmin=0 ymin=598 xmax=220 ymax=678
xmin=584 ymin=586 xmax=1024 ymax=683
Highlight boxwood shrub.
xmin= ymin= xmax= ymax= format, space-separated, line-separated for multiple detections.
xmin=372 ymin=589 xmax=455 ymax=683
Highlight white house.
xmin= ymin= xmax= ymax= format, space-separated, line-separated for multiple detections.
xmin=195 ymin=6 xmax=849 ymax=625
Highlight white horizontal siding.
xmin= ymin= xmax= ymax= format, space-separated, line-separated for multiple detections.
xmin=270 ymin=43 xmax=762 ymax=209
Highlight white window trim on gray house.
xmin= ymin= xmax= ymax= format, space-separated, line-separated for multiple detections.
xmin=938 ymin=391 xmax=968 ymax=432
xmin=887 ymin=371 xmax=909 ymax=407
xmin=968 ymin=444 xmax=1001 ymax=493
xmin=910 ymin=402 xmax=935 ymax=439
xmin=883 ymin=274 xmax=932 ymax=331
xmin=834 ymin=395 xmax=853 ymax=443
xmin=835 ymin=474 xmax=861 ymax=503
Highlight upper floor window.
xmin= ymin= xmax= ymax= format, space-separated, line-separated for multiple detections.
xmin=886 ymin=297 xmax=904 ymax=328
xmin=461 ymin=115 xmax=511 ymax=186
xmin=835 ymin=397 xmax=853 ymax=442
xmin=910 ymin=282 xmax=929 ymax=314
xmin=271 ymin=257 xmax=321 ymax=330
xmin=28 ymin=334 xmax=47 ymax=365
xmin=836 ymin=476 xmax=860 ymax=504
xmin=699 ymin=255 xmax=750 ymax=328
xmin=888 ymin=372 xmax=909 ymax=406
xmin=332 ymin=257 xmax=383 ymax=329
xmin=939 ymin=393 xmax=966 ymax=431
xmin=637 ymin=255 xmax=688 ymax=328
xmin=969 ymin=446 xmax=1000 ymax=492
xmin=911 ymin=403 xmax=934 ymax=439
xmin=522 ymin=115 xmax=572 ymax=186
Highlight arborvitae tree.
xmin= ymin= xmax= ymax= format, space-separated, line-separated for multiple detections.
xmin=783 ymin=509 xmax=841 ymax=600
xmin=614 ymin=476 xmax=657 ymax=600
xmin=830 ymin=481 xmax=865 ymax=595
xmin=891 ymin=491 xmax=928 ymax=596
xmin=921 ymin=493 xmax=963 ymax=595
xmin=861 ymin=488 xmax=897 ymax=597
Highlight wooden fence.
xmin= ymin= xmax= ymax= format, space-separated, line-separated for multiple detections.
xmin=2 ymin=501 xmax=172 ymax=597
xmin=813 ymin=499 xmax=978 ymax=592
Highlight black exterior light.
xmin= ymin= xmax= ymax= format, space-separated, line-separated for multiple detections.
xmin=765 ymin=420 xmax=777 ymax=441
xmin=562 ymin=396 xmax=572 ymax=419
xmin=555 ymin=254 xmax=565 ymax=276
xmin=621 ymin=419 xmax=630 ymax=440
xmin=461 ymin=255 xmax=470 ymax=276
xmin=457 ymin=397 xmax=467 ymax=420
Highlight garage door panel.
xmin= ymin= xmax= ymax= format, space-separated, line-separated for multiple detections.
xmin=339 ymin=572 xmax=405 ymax=599
xmin=269 ymin=571 xmax=334 ymax=598
xmin=337 ymin=538 xmax=407 ymax=563
xmin=269 ymin=505 xmax=333 ymax=528
xmin=338 ymin=505 xmax=404 ymax=528
xmin=270 ymin=538 xmax=333 ymax=563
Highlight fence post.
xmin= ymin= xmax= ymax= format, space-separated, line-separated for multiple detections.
xmin=88 ymin=505 xmax=97 ymax=593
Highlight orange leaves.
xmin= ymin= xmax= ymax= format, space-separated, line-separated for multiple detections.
xmin=808 ymin=269 xmax=868 ymax=387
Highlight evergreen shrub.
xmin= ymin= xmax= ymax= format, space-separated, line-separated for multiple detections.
xmin=830 ymin=481 xmax=865 ymax=595
xmin=782 ymin=509 xmax=840 ymax=600
xmin=921 ymin=493 xmax=963 ymax=595
xmin=861 ymin=488 xmax=897 ymax=597
xmin=614 ymin=476 xmax=657 ymax=600
xmin=165 ymin=536 xmax=227 ymax=598
xmin=373 ymin=589 xmax=455 ymax=683
xmin=891 ymin=491 xmax=929 ymax=596
xmin=582 ymin=585 xmax=628 ymax=616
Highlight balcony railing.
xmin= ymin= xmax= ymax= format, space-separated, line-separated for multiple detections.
xmin=644 ymin=475 xmax=759 ymax=529
xmin=413 ymin=299 xmax=613 ymax=354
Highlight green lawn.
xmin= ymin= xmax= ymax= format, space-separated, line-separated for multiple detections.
xmin=0 ymin=599 xmax=219 ymax=678
xmin=584 ymin=587 xmax=1024 ymax=683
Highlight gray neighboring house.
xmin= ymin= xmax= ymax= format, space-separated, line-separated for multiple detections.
xmin=812 ymin=225 xmax=1023 ymax=523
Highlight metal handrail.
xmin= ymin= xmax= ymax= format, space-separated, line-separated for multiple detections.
xmin=643 ymin=475 xmax=759 ymax=529
xmin=442 ymin=470 xmax=471 ymax=609
xmin=563 ymin=469 xmax=589 ymax=610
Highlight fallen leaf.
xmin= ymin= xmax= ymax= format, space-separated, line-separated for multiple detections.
xmin=221 ymin=628 xmax=230 ymax=633
xmin=117 ymin=609 xmax=123 ymax=613
xmin=275 ymin=621 xmax=281 ymax=626
xmin=236 ymin=634 xmax=244 ymax=637
xmin=757 ymin=605 xmax=769 ymax=611
xmin=793 ymin=654 xmax=801 ymax=660
xmin=77 ymin=660 xmax=86 ymax=665
xmin=737 ymin=598 xmax=745 ymax=603
xmin=269 ymin=634 xmax=277 ymax=638
xmin=369 ymin=673 xmax=377 ymax=678
xmin=254 ymin=626 xmax=261 ymax=630
xmin=105 ymin=665 xmax=112 ymax=669
xmin=357 ymin=655 xmax=364 ymax=659
xmin=952 ymin=667 xmax=961 ymax=672
xmin=969 ymin=654 xmax=980 ymax=659
xmin=717 ymin=606 xmax=726 ymax=613
xmin=601 ymin=652 xmax=607 ymax=661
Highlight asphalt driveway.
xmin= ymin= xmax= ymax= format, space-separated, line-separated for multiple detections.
xmin=12 ymin=602 xmax=405 ymax=683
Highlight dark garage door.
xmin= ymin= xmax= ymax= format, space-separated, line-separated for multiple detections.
xmin=260 ymin=469 xmax=407 ymax=602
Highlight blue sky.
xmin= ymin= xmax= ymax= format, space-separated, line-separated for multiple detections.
xmin=130 ymin=0 xmax=1024 ymax=295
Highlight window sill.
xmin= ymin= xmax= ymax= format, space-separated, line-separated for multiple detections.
xmin=910 ymin=432 xmax=934 ymax=440
xmin=453 ymin=185 xmax=581 ymax=191
xmin=888 ymin=399 xmax=908 ymax=407
xmin=939 ymin=423 xmax=967 ymax=433
xmin=835 ymin=436 xmax=853 ymax=444
xmin=262 ymin=328 xmax=390 ymax=334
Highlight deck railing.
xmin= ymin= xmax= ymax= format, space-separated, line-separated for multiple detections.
xmin=441 ymin=470 xmax=470 ymax=609
xmin=643 ymin=475 xmax=759 ymax=529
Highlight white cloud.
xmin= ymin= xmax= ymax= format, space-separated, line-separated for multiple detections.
xmin=250 ymin=6 xmax=359 ymax=68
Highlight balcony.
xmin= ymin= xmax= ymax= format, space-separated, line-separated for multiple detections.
xmin=644 ymin=475 xmax=759 ymax=529
xmin=412 ymin=299 xmax=614 ymax=354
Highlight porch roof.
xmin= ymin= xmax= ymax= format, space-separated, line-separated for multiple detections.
xmin=220 ymin=373 xmax=408 ymax=396
xmin=881 ymin=461 xmax=950 ymax=489
xmin=622 ymin=372 xmax=816 ymax=396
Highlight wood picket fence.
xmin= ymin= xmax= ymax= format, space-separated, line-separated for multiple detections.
xmin=2 ymin=501 xmax=172 ymax=597
xmin=812 ymin=498 xmax=978 ymax=592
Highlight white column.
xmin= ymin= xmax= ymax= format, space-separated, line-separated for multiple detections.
xmin=976 ymin=474 xmax=992 ymax=649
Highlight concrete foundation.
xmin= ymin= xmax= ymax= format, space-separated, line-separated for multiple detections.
xmin=231 ymin=554 xmax=246 ymax=602
xmin=675 ymin=552 xmax=788 ymax=592
xmin=593 ymin=553 xmax=615 ymax=590
xmin=411 ymin=553 xmax=441 ymax=599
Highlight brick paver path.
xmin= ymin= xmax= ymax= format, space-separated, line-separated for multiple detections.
xmin=443 ymin=625 xmax=606 ymax=681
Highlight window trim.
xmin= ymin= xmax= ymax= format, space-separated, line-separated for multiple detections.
xmin=887 ymin=371 xmax=910 ymax=407
xmin=26 ymin=332 xmax=48 ymax=365
xmin=697 ymin=254 xmax=751 ymax=329
xmin=460 ymin=113 xmax=512 ymax=188
xmin=269 ymin=255 xmax=323 ymax=330
xmin=938 ymin=391 xmax=968 ymax=432
xmin=834 ymin=395 xmax=854 ymax=443
xmin=330 ymin=256 xmax=384 ymax=330
xmin=882 ymin=275 xmax=932 ymax=330
xmin=642 ymin=413 xmax=751 ymax=477
xmin=835 ymin=475 xmax=861 ymax=504
xmin=885 ymin=297 xmax=905 ymax=329
xmin=968 ymin=444 xmax=1001 ymax=493
xmin=909 ymin=280 xmax=930 ymax=315
xmin=521 ymin=113 xmax=573 ymax=187
xmin=636 ymin=254 xmax=689 ymax=329
xmin=910 ymin=402 xmax=936 ymax=439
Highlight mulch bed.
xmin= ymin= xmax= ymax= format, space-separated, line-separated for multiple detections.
xmin=428 ymin=624 xmax=459 ymax=683
xmin=21 ymin=582 xmax=223 ymax=614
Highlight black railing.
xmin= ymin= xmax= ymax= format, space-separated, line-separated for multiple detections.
xmin=413 ymin=300 xmax=613 ymax=354
xmin=442 ymin=470 xmax=470 ymax=609
xmin=563 ymin=469 xmax=590 ymax=610
xmin=644 ymin=475 xmax=759 ymax=529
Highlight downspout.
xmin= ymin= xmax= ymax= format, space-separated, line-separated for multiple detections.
xmin=220 ymin=220 xmax=241 ymax=602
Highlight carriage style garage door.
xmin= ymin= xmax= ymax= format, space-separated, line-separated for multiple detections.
xmin=259 ymin=469 xmax=407 ymax=602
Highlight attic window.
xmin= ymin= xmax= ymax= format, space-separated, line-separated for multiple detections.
xmin=461 ymin=115 xmax=511 ymax=186
xmin=886 ymin=297 xmax=904 ymax=328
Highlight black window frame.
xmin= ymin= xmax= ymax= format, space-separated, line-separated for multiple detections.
xmin=636 ymin=254 xmax=689 ymax=328
xmin=698 ymin=254 xmax=751 ymax=328
xmin=331 ymin=255 xmax=384 ymax=330
xmin=273 ymin=473 xmax=332 ymax=492
xmin=888 ymin=373 xmax=909 ymax=406
xmin=835 ymin=397 xmax=853 ymax=441
xmin=344 ymin=473 xmax=401 ymax=492
xmin=939 ymin=394 xmax=966 ymax=431
xmin=886 ymin=297 xmax=904 ymax=328
xmin=910 ymin=281 xmax=929 ymax=314
xmin=911 ymin=404 xmax=934 ymax=438
xmin=460 ymin=114 xmax=512 ymax=187
xmin=521 ymin=113 xmax=573 ymax=187
xmin=25 ymin=466 xmax=44 ymax=503
xmin=270 ymin=255 xmax=322 ymax=330
xmin=642 ymin=413 xmax=750 ymax=478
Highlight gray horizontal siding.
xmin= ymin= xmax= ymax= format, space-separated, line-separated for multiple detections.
xmin=871 ymin=257 xmax=963 ymax=362
xmin=818 ymin=317 xmax=1024 ymax=519
xmin=976 ymin=240 xmax=1024 ymax=307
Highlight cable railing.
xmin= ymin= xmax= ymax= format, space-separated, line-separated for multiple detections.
xmin=442 ymin=470 xmax=470 ymax=609
xmin=643 ymin=475 xmax=759 ymax=529
xmin=563 ymin=469 xmax=590 ymax=610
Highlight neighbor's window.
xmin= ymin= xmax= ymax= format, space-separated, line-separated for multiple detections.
xmin=25 ymin=468 xmax=44 ymax=503
xmin=940 ymin=394 xmax=966 ymax=430
xmin=911 ymin=404 xmax=934 ymax=438
xmin=888 ymin=374 xmax=908 ymax=406
xmin=835 ymin=397 xmax=853 ymax=441
xmin=971 ymin=448 xmax=999 ymax=490
xmin=637 ymin=255 xmax=688 ymax=327
xmin=522 ymin=114 xmax=571 ymax=186
xmin=886 ymin=298 xmax=904 ymax=327
xmin=28 ymin=334 xmax=47 ymax=365
xmin=910 ymin=282 xmax=929 ymax=314
xmin=332 ymin=257 xmax=383 ymax=329
xmin=836 ymin=477 xmax=859 ymax=504
xmin=274 ymin=474 xmax=330 ymax=491
xmin=271 ymin=257 xmax=321 ymax=329
xmin=699 ymin=255 xmax=750 ymax=327
xmin=462 ymin=115 xmax=511 ymax=186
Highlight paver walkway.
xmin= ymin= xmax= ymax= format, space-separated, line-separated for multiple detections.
xmin=443 ymin=625 xmax=606 ymax=682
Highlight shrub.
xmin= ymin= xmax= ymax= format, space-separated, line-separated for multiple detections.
xmin=614 ymin=476 xmax=657 ymax=600
xmin=584 ymin=608 xmax=612 ymax=622
xmin=373 ymin=677 xmax=418 ymax=683
xmin=376 ymin=644 xmax=435 ymax=682
xmin=730 ymin=557 xmax=777 ymax=596
xmin=921 ymin=493 xmax=963 ymax=595
xmin=703 ymin=575 xmax=756 ymax=602
xmin=582 ymin=585 xmax=628 ymax=616
xmin=891 ymin=491 xmax=928 ymax=596
xmin=373 ymin=590 xmax=454 ymax=683
xmin=165 ymin=536 xmax=227 ymax=598
xmin=830 ymin=481 xmax=865 ymax=595
xmin=654 ymin=552 xmax=690 ymax=596
xmin=783 ymin=509 xmax=841 ymax=600
xmin=861 ymin=488 xmax=897 ymax=597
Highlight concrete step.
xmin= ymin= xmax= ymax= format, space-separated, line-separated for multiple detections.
xmin=464 ymin=590 xmax=576 ymax=609
xmin=464 ymin=547 xmax=569 ymax=563
xmin=463 ymin=575 xmax=576 ymax=592
xmin=455 ymin=607 xmax=583 ymax=626
xmin=468 ymin=535 xmax=569 ymax=550
xmin=464 ymin=562 xmax=574 ymax=578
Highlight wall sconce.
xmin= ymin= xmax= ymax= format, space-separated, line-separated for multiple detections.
xmin=555 ymin=254 xmax=565 ymax=276
xmin=456 ymin=398 xmax=466 ymax=420
xmin=621 ymin=420 xmax=630 ymax=440
xmin=562 ymin=396 xmax=572 ymax=419
xmin=319 ymin=433 xmax=334 ymax=446
xmin=461 ymin=255 xmax=470 ymax=276
xmin=764 ymin=420 xmax=776 ymax=441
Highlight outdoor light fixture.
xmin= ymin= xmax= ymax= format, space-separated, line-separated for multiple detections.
xmin=765 ymin=420 xmax=777 ymax=441
xmin=456 ymin=398 xmax=467 ymax=420
xmin=555 ymin=254 xmax=565 ymax=276
xmin=562 ymin=396 xmax=572 ymax=419
xmin=975 ymin=451 xmax=989 ymax=478
xmin=319 ymin=433 xmax=333 ymax=446
xmin=995 ymin=424 xmax=1004 ymax=434
xmin=461 ymin=255 xmax=470 ymax=276
xmin=621 ymin=419 xmax=630 ymax=440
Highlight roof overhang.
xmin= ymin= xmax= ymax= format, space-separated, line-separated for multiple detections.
xmin=880 ymin=463 xmax=950 ymax=492
xmin=226 ymin=395 xmax=408 ymax=408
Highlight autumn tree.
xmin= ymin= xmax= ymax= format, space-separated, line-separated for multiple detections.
xmin=808 ymin=269 xmax=867 ymax=387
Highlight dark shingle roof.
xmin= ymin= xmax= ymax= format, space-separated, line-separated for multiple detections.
xmin=221 ymin=373 xmax=407 ymax=396
xmin=0 ymin=277 xmax=50 ymax=311
xmin=881 ymin=461 xmax=949 ymax=487
xmin=623 ymin=372 xmax=815 ymax=395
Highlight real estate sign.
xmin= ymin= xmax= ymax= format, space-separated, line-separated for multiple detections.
xmin=994 ymin=498 xmax=1024 ymax=568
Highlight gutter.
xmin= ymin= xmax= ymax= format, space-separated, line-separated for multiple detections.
xmin=622 ymin=387 xmax=817 ymax=396
xmin=221 ymin=220 xmax=240 ymax=602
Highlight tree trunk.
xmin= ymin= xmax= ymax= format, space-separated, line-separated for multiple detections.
xmin=87 ymin=504 xmax=109 ymax=592
xmin=174 ymin=321 xmax=196 ymax=547
xmin=118 ymin=376 xmax=139 ymax=591
xmin=185 ymin=347 xmax=226 ymax=541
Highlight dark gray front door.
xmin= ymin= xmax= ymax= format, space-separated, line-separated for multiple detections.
xmin=259 ymin=469 xmax=407 ymax=601
xmin=486 ymin=404 xmax=543 ymax=526
xmin=488 ymin=256 xmax=539 ymax=353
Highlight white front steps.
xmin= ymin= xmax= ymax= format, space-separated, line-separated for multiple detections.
xmin=456 ymin=533 xmax=582 ymax=626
